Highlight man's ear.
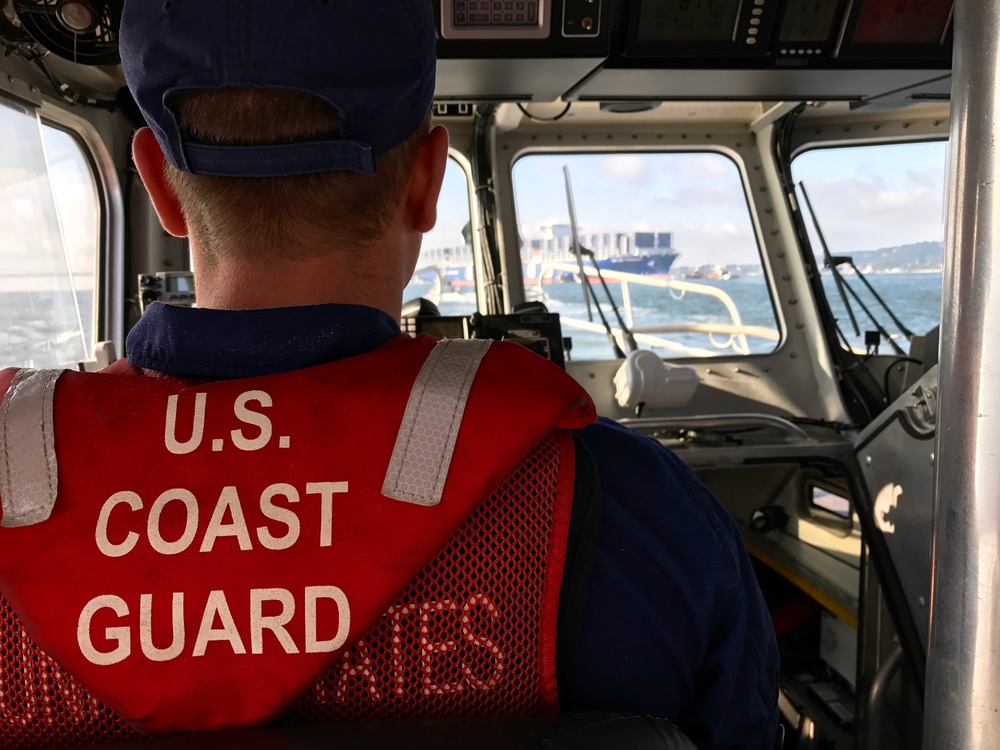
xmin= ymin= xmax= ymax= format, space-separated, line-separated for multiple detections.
xmin=407 ymin=125 xmax=450 ymax=234
xmin=132 ymin=127 xmax=189 ymax=238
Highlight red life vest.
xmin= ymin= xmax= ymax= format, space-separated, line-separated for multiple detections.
xmin=0 ymin=335 xmax=596 ymax=745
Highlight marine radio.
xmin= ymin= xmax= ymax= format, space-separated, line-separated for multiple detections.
xmin=138 ymin=272 xmax=196 ymax=311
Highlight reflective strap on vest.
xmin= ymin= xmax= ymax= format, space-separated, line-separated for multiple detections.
xmin=382 ymin=339 xmax=493 ymax=507
xmin=0 ymin=369 xmax=64 ymax=528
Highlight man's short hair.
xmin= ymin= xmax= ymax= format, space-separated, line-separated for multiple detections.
xmin=164 ymin=88 xmax=430 ymax=261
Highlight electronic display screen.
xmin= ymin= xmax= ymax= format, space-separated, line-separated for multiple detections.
xmin=780 ymin=0 xmax=842 ymax=43
xmin=167 ymin=275 xmax=193 ymax=293
xmin=852 ymin=0 xmax=952 ymax=45
xmin=636 ymin=0 xmax=741 ymax=43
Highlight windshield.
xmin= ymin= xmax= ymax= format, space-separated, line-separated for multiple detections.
xmin=512 ymin=151 xmax=780 ymax=361
xmin=792 ymin=140 xmax=947 ymax=354
xmin=0 ymin=98 xmax=99 ymax=368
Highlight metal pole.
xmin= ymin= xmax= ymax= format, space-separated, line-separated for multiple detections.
xmin=924 ymin=0 xmax=1000 ymax=747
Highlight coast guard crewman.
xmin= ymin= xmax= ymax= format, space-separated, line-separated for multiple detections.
xmin=0 ymin=1 xmax=779 ymax=748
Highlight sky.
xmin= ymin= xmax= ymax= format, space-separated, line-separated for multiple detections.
xmin=422 ymin=140 xmax=950 ymax=268
xmin=793 ymin=140 xmax=948 ymax=257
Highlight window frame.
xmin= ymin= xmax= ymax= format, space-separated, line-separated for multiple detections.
xmin=37 ymin=98 xmax=125 ymax=359
xmin=37 ymin=118 xmax=103 ymax=358
xmin=408 ymin=149 xmax=480 ymax=316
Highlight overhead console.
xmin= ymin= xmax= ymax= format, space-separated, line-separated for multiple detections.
xmin=570 ymin=0 xmax=955 ymax=103
xmin=434 ymin=0 xmax=613 ymax=100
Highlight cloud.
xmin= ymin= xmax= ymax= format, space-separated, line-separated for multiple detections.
xmin=671 ymin=221 xmax=759 ymax=266
xmin=803 ymin=178 xmax=945 ymax=253
xmin=597 ymin=155 xmax=651 ymax=186
xmin=676 ymin=183 xmax=745 ymax=204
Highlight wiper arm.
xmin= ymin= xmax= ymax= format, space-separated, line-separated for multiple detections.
xmin=578 ymin=245 xmax=639 ymax=354
xmin=798 ymin=182 xmax=861 ymax=338
xmin=563 ymin=165 xmax=635 ymax=358
xmin=799 ymin=182 xmax=911 ymax=355
xmin=564 ymin=165 xmax=593 ymax=323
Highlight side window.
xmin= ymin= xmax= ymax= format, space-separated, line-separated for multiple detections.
xmin=405 ymin=156 xmax=477 ymax=316
xmin=0 ymin=98 xmax=100 ymax=368
xmin=792 ymin=141 xmax=947 ymax=353
xmin=512 ymin=152 xmax=780 ymax=361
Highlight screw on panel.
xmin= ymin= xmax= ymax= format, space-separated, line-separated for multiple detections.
xmin=865 ymin=456 xmax=873 ymax=466
xmin=930 ymin=452 xmax=936 ymax=463
xmin=919 ymin=597 xmax=927 ymax=607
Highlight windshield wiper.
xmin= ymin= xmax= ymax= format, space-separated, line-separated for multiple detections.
xmin=798 ymin=182 xmax=911 ymax=356
xmin=563 ymin=166 xmax=637 ymax=358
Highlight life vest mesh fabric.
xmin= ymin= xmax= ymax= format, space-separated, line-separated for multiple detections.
xmin=283 ymin=431 xmax=563 ymax=721
xmin=0 ymin=433 xmax=564 ymax=747
xmin=0 ymin=600 xmax=139 ymax=747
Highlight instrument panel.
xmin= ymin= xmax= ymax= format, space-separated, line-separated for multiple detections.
xmin=623 ymin=0 xmax=953 ymax=62
xmin=433 ymin=0 xmax=956 ymax=102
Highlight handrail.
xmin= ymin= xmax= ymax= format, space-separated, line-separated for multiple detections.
xmin=629 ymin=323 xmax=782 ymax=342
xmin=619 ymin=414 xmax=812 ymax=441
xmin=559 ymin=317 xmax=720 ymax=357
xmin=533 ymin=261 xmax=779 ymax=357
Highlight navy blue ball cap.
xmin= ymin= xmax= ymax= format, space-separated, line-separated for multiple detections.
xmin=120 ymin=0 xmax=436 ymax=177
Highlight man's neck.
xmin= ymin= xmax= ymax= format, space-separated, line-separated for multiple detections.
xmin=191 ymin=251 xmax=406 ymax=320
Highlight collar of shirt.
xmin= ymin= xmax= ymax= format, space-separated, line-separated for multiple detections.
xmin=126 ymin=302 xmax=401 ymax=380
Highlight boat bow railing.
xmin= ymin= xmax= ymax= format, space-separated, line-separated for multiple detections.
xmin=532 ymin=262 xmax=780 ymax=357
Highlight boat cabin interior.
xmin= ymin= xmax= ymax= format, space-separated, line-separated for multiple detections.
xmin=0 ymin=0 xmax=983 ymax=747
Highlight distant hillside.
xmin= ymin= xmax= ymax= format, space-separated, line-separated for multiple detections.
xmin=846 ymin=241 xmax=943 ymax=272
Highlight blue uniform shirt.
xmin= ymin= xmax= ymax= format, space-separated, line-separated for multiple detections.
xmin=127 ymin=302 xmax=780 ymax=749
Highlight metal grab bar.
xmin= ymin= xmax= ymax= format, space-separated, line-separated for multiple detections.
xmin=867 ymin=646 xmax=905 ymax=749
xmin=619 ymin=414 xmax=812 ymax=441
xmin=629 ymin=323 xmax=782 ymax=342
xmin=534 ymin=262 xmax=779 ymax=356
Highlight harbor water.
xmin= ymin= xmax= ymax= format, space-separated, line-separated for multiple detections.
xmin=416 ymin=271 xmax=944 ymax=363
